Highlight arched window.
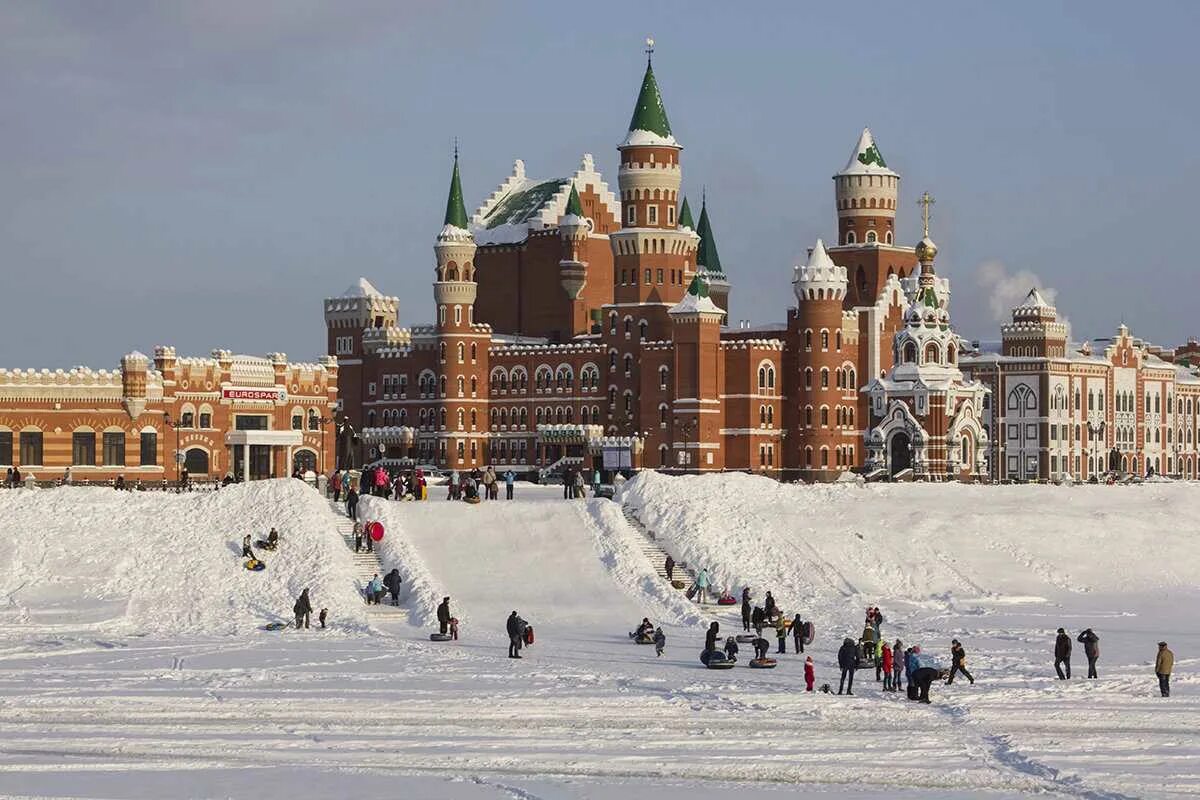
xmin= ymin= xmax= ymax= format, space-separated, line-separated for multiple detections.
xmin=184 ymin=448 xmax=209 ymax=474
xmin=804 ymin=329 xmax=812 ymax=349
xmin=903 ymin=341 xmax=917 ymax=364
xmin=758 ymin=367 xmax=767 ymax=389
xmin=623 ymin=354 xmax=633 ymax=375
xmin=759 ymin=405 xmax=767 ymax=425
xmin=845 ymin=230 xmax=856 ymax=245
xmin=885 ymin=231 xmax=893 ymax=244
xmin=820 ymin=368 xmax=829 ymax=389
xmin=805 ymin=406 xmax=813 ymax=426
xmin=925 ymin=342 xmax=939 ymax=363
xmin=439 ymin=342 xmax=446 ymax=362
xmin=639 ymin=320 xmax=648 ymax=340
xmin=767 ymin=406 xmax=774 ymax=425
xmin=835 ymin=331 xmax=842 ymax=351
xmin=768 ymin=367 xmax=775 ymax=389
xmin=804 ymin=368 xmax=813 ymax=390
xmin=439 ymin=376 xmax=447 ymax=396
xmin=291 ymin=410 xmax=303 ymax=430
xmin=820 ymin=407 xmax=829 ymax=427
xmin=308 ymin=409 xmax=319 ymax=431
xmin=866 ymin=230 xmax=877 ymax=244
xmin=821 ymin=330 xmax=829 ymax=350
xmin=659 ymin=366 xmax=669 ymax=390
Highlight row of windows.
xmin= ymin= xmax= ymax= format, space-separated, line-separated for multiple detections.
xmin=803 ymin=444 xmax=855 ymax=468
xmin=842 ymin=230 xmax=893 ymax=245
xmin=840 ymin=196 xmax=895 ymax=210
xmin=617 ymin=267 xmax=686 ymax=286
xmin=0 ymin=430 xmax=157 ymax=468
xmin=802 ymin=329 xmax=843 ymax=352
xmin=624 ymin=204 xmax=676 ymax=227
xmin=803 ymin=365 xmax=857 ymax=391
xmin=438 ymin=341 xmax=479 ymax=364
xmin=802 ymin=404 xmax=856 ymax=428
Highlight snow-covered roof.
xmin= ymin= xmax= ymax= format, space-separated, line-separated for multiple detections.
xmin=670 ymin=275 xmax=723 ymax=316
xmin=836 ymin=128 xmax=898 ymax=178
xmin=1017 ymin=287 xmax=1053 ymax=311
xmin=470 ymin=155 xmax=620 ymax=246
xmin=341 ymin=277 xmax=383 ymax=298
xmin=621 ymin=128 xmax=679 ymax=148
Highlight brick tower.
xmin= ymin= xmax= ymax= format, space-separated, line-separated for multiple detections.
xmin=669 ymin=274 xmax=726 ymax=472
xmin=789 ymin=239 xmax=850 ymax=480
xmin=694 ymin=196 xmax=730 ymax=321
xmin=558 ymin=181 xmax=590 ymax=309
xmin=433 ymin=152 xmax=489 ymax=469
xmin=829 ymin=128 xmax=918 ymax=307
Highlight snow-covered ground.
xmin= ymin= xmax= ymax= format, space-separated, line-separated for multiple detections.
xmin=0 ymin=476 xmax=1195 ymax=799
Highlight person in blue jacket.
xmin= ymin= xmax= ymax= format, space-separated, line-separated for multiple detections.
xmin=504 ymin=470 xmax=515 ymax=500
xmin=365 ymin=574 xmax=384 ymax=605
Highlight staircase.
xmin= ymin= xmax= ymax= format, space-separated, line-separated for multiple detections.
xmin=538 ymin=455 xmax=584 ymax=483
xmin=621 ymin=504 xmax=695 ymax=583
xmin=329 ymin=502 xmax=401 ymax=615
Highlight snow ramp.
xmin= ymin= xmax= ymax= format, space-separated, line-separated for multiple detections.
xmin=358 ymin=486 xmax=701 ymax=642
xmin=0 ymin=480 xmax=369 ymax=636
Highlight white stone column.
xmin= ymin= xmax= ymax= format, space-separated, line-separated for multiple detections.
xmin=243 ymin=443 xmax=250 ymax=481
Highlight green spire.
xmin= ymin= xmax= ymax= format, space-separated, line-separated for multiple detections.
xmin=627 ymin=58 xmax=672 ymax=137
xmin=678 ymin=197 xmax=695 ymax=229
xmin=564 ymin=182 xmax=583 ymax=217
xmin=443 ymin=153 xmax=469 ymax=229
xmin=686 ymin=273 xmax=710 ymax=298
xmin=695 ymin=199 xmax=723 ymax=273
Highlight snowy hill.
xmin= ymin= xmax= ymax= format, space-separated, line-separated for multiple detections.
xmin=0 ymin=480 xmax=368 ymax=635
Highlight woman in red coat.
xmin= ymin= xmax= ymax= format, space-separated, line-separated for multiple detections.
xmin=881 ymin=643 xmax=894 ymax=691
xmin=804 ymin=656 xmax=815 ymax=692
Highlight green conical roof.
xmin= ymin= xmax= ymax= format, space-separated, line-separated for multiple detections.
xmin=627 ymin=59 xmax=672 ymax=137
xmin=686 ymin=273 xmax=710 ymax=298
xmin=564 ymin=182 xmax=583 ymax=216
xmin=695 ymin=200 xmax=723 ymax=273
xmin=443 ymin=154 xmax=469 ymax=229
xmin=678 ymin=197 xmax=695 ymax=229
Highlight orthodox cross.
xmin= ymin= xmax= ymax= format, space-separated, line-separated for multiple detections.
xmin=918 ymin=191 xmax=935 ymax=237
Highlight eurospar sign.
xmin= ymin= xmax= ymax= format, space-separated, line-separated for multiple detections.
xmin=222 ymin=387 xmax=287 ymax=402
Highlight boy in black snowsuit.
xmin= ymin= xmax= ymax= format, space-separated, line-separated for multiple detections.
xmin=946 ymin=639 xmax=974 ymax=684
xmin=654 ymin=627 xmax=666 ymax=657
xmin=752 ymin=637 xmax=770 ymax=661
xmin=724 ymin=636 xmax=739 ymax=662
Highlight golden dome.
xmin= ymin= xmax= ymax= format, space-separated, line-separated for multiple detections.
xmin=915 ymin=235 xmax=938 ymax=263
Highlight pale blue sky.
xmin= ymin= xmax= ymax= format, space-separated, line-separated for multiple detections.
xmin=3 ymin=1 xmax=1198 ymax=367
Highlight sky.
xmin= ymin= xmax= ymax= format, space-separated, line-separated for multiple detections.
xmin=3 ymin=1 xmax=1199 ymax=368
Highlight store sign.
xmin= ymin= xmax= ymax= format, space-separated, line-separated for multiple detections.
xmin=222 ymin=387 xmax=286 ymax=402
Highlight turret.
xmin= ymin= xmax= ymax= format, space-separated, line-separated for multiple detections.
xmin=121 ymin=350 xmax=149 ymax=418
xmin=323 ymin=277 xmax=398 ymax=358
xmin=793 ymin=239 xmax=847 ymax=304
xmin=433 ymin=151 xmax=478 ymax=325
xmin=694 ymin=196 xmax=730 ymax=319
xmin=559 ymin=182 xmax=589 ymax=300
xmin=834 ymin=128 xmax=899 ymax=247
xmin=610 ymin=42 xmax=697 ymax=314
xmin=1002 ymin=288 xmax=1069 ymax=358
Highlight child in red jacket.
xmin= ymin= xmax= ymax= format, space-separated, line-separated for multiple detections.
xmin=804 ymin=656 xmax=815 ymax=692
xmin=881 ymin=643 xmax=894 ymax=691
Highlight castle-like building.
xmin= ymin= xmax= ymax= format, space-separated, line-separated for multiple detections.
xmin=326 ymin=51 xmax=1200 ymax=483
xmin=328 ymin=52 xmax=937 ymax=481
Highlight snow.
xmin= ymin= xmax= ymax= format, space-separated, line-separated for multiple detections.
xmin=669 ymin=290 xmax=723 ymax=316
xmin=621 ymin=128 xmax=680 ymax=148
xmin=339 ymin=276 xmax=383 ymax=298
xmin=0 ymin=477 xmax=1197 ymax=798
xmin=838 ymin=126 xmax=899 ymax=177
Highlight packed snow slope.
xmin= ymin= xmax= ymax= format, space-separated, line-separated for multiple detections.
xmin=359 ymin=487 xmax=700 ymax=641
xmin=0 ymin=481 xmax=368 ymax=635
xmin=620 ymin=471 xmax=1200 ymax=625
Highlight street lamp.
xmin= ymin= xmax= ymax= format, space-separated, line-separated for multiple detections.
xmin=317 ymin=415 xmax=333 ymax=476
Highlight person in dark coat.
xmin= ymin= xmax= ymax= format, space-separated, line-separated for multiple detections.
xmin=665 ymin=555 xmax=675 ymax=582
xmin=242 ymin=534 xmax=253 ymax=560
xmin=751 ymin=606 xmax=765 ymax=636
xmin=946 ymin=639 xmax=975 ymax=684
xmin=837 ymin=637 xmax=858 ymax=695
xmin=437 ymin=597 xmax=451 ymax=634
xmin=1054 ymin=628 xmax=1072 ymax=679
xmin=724 ymin=636 xmax=739 ymax=662
xmin=741 ymin=588 xmax=752 ymax=632
xmin=293 ymin=588 xmax=313 ymax=629
xmin=345 ymin=487 xmax=359 ymax=520
xmin=792 ymin=614 xmax=805 ymax=654
xmin=506 ymin=611 xmax=525 ymax=658
xmin=752 ymin=636 xmax=770 ymax=661
xmin=1077 ymin=629 xmax=1100 ymax=679
xmin=382 ymin=569 xmax=402 ymax=606
xmin=763 ymin=591 xmax=777 ymax=620
xmin=704 ymin=621 xmax=720 ymax=653
xmin=913 ymin=665 xmax=943 ymax=704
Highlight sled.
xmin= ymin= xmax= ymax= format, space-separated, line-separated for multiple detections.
xmin=749 ymin=658 xmax=778 ymax=669
xmin=685 ymin=584 xmax=698 ymax=600
xmin=244 ymin=559 xmax=265 ymax=572
xmin=703 ymin=651 xmax=736 ymax=670
xmin=670 ymin=579 xmax=686 ymax=590
xmin=465 ymin=495 xmax=481 ymax=505
xmin=735 ymin=634 xmax=757 ymax=643
xmin=429 ymin=632 xmax=452 ymax=642
xmin=632 ymin=636 xmax=655 ymax=645
xmin=524 ymin=626 xmax=535 ymax=645
xmin=716 ymin=596 xmax=737 ymax=606
xmin=368 ymin=521 xmax=385 ymax=541
xmin=255 ymin=540 xmax=278 ymax=551
xmin=804 ymin=621 xmax=815 ymax=645
xmin=262 ymin=621 xmax=291 ymax=631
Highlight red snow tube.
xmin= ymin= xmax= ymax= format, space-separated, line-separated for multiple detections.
xmin=717 ymin=596 xmax=737 ymax=606
xmin=749 ymin=658 xmax=778 ymax=669
xmin=368 ymin=521 xmax=384 ymax=541
xmin=524 ymin=626 xmax=535 ymax=645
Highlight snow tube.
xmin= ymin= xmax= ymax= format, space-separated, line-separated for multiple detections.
xmin=262 ymin=621 xmax=289 ymax=631
xmin=717 ymin=596 xmax=737 ymax=606
xmin=804 ymin=621 xmax=815 ymax=645
xmin=749 ymin=658 xmax=778 ymax=669
xmin=670 ymin=579 xmax=686 ymax=590
xmin=706 ymin=653 xmax=736 ymax=670
xmin=368 ymin=521 xmax=384 ymax=541
xmin=255 ymin=540 xmax=277 ymax=551
xmin=633 ymin=636 xmax=654 ymax=645
xmin=735 ymin=634 xmax=757 ymax=643
xmin=429 ymin=633 xmax=452 ymax=642
xmin=465 ymin=495 xmax=481 ymax=505
xmin=243 ymin=559 xmax=265 ymax=572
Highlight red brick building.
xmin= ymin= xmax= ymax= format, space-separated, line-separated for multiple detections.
xmin=0 ymin=348 xmax=337 ymax=484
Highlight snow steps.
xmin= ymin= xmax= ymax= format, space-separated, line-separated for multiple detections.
xmin=329 ymin=502 xmax=401 ymax=615
xmin=621 ymin=505 xmax=695 ymax=583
